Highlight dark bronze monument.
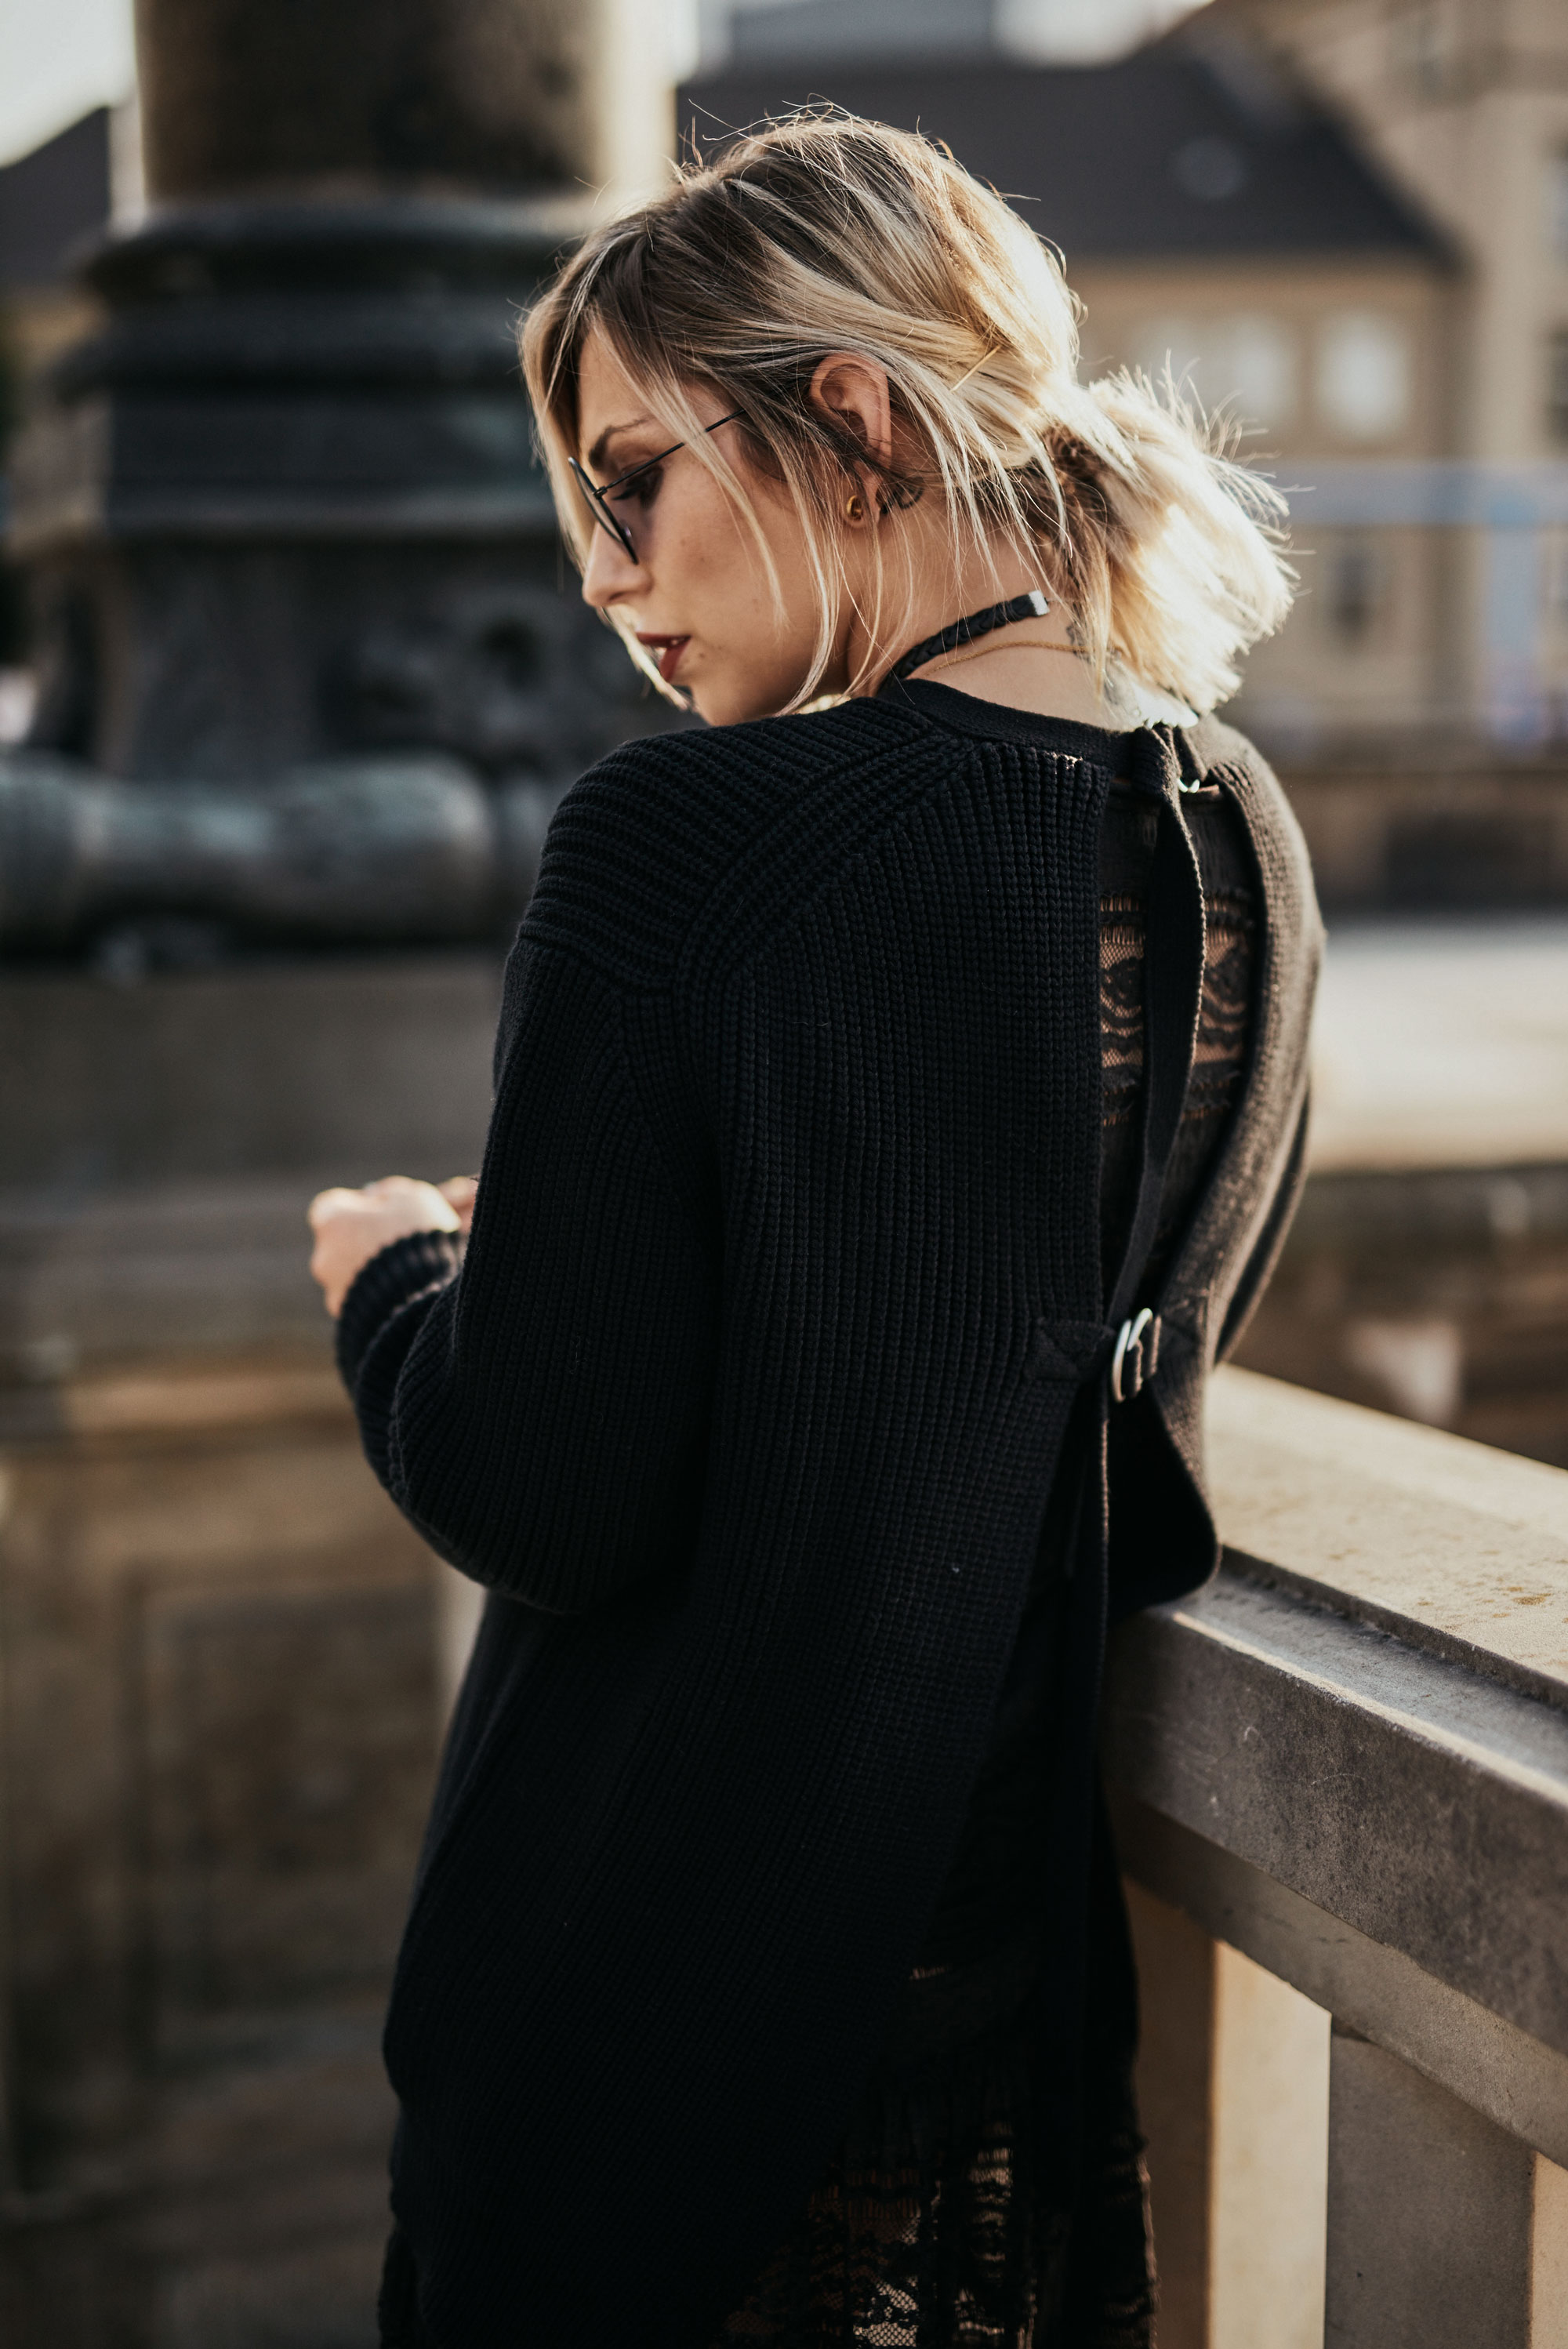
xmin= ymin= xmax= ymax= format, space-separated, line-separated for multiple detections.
xmin=0 ymin=8 xmax=670 ymax=2342
xmin=2 ymin=0 xmax=666 ymax=960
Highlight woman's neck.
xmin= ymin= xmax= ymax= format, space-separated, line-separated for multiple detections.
xmin=906 ymin=625 xmax=1127 ymax=727
xmin=851 ymin=544 xmax=1127 ymax=728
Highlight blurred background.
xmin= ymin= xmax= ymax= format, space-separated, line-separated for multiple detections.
xmin=1 ymin=1 xmax=1566 ymax=2341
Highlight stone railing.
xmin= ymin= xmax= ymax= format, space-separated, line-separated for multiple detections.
xmin=1105 ymin=1367 xmax=1568 ymax=2349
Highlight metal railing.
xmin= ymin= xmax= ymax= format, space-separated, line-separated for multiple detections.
xmin=1103 ymin=1366 xmax=1568 ymax=2348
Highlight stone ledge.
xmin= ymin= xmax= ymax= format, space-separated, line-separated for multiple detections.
xmin=0 ymin=1356 xmax=350 ymax=1449
xmin=1104 ymin=1370 xmax=1568 ymax=2080
xmin=1308 ymin=917 xmax=1568 ymax=1174
xmin=0 ymin=952 xmax=501 ymax=1193
xmin=0 ymin=1179 xmax=360 ymax=1378
xmin=1105 ymin=1567 xmax=1568 ymax=2059
xmin=1206 ymin=1367 xmax=1568 ymax=1696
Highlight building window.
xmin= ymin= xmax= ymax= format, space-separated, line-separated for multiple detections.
xmin=1135 ymin=316 xmax=1204 ymax=401
xmin=1550 ymin=148 xmax=1568 ymax=264
xmin=1550 ymin=332 xmax=1568 ymax=444
xmin=1134 ymin=314 xmax=1298 ymax=430
xmin=1544 ymin=534 xmax=1568 ymax=628
xmin=1316 ymin=312 xmax=1412 ymax=441
xmin=1325 ymin=535 xmax=1387 ymax=646
xmin=1394 ymin=4 xmax=1450 ymax=99
xmin=1225 ymin=314 xmax=1298 ymax=430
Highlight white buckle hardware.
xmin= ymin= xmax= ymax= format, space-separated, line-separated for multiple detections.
xmin=1109 ymin=1308 xmax=1156 ymax=1406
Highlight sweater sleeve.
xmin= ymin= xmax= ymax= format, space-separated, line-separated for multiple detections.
xmin=1215 ymin=1082 xmax=1312 ymax=1363
xmin=337 ymin=936 xmax=720 ymax=1614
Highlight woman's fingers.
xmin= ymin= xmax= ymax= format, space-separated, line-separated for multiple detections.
xmin=305 ymin=1177 xmax=464 ymax=1318
xmin=438 ymin=1174 xmax=479 ymax=1234
xmin=307 ymin=1184 xmax=368 ymax=1231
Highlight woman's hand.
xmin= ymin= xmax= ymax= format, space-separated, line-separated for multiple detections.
xmin=307 ymin=1174 xmax=477 ymax=1319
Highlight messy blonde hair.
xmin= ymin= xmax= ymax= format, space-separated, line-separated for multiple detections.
xmin=521 ymin=111 xmax=1291 ymax=714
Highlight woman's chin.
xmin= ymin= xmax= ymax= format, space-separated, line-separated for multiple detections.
xmin=695 ymin=680 xmax=802 ymax=730
xmin=691 ymin=687 xmax=754 ymax=729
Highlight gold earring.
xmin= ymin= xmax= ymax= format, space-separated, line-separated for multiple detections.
xmin=844 ymin=492 xmax=865 ymax=524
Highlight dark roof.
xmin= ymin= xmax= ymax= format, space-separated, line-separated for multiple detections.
xmin=679 ymin=33 xmax=1455 ymax=266
xmin=0 ymin=109 xmax=111 ymax=291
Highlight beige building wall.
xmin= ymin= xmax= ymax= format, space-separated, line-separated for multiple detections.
xmin=1071 ymin=251 xmax=1461 ymax=740
xmin=1072 ymin=253 xmax=1456 ymax=462
xmin=1236 ymin=521 xmax=1452 ymax=740
xmin=1138 ymin=0 xmax=1568 ymax=747
xmin=1214 ymin=0 xmax=1568 ymax=464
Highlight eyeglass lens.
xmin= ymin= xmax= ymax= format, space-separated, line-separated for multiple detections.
xmin=569 ymin=413 xmax=742 ymax=567
xmin=570 ymin=463 xmax=637 ymax=561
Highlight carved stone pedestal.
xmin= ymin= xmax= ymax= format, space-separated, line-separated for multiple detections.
xmin=0 ymin=1356 xmax=432 ymax=2347
xmin=0 ymin=957 xmax=499 ymax=2346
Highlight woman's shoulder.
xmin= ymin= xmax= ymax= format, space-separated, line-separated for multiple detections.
xmin=1187 ymin=711 xmax=1274 ymax=781
xmin=521 ymin=698 xmax=932 ymax=987
xmin=1188 ymin=715 xmax=1319 ymax=909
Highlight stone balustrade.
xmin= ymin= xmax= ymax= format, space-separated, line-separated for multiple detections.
xmin=1107 ymin=1367 xmax=1568 ymax=2349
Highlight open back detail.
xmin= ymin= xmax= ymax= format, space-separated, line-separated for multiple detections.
xmin=715 ymin=775 xmax=1260 ymax=2347
xmin=345 ymin=681 xmax=1320 ymax=2349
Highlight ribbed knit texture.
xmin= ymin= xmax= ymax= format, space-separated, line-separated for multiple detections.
xmin=338 ymin=681 xmax=1322 ymax=2349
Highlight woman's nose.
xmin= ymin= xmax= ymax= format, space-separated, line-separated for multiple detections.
xmin=582 ymin=523 xmax=641 ymax=609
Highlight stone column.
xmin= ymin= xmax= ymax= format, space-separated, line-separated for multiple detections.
xmin=2 ymin=0 xmax=673 ymax=959
xmin=1127 ymin=1884 xmax=1330 ymax=2349
xmin=136 ymin=0 xmax=615 ymax=198
xmin=1325 ymin=2024 xmax=1535 ymax=2348
xmin=134 ymin=0 xmax=673 ymax=219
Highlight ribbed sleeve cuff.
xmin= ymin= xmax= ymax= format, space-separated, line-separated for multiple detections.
xmin=336 ymin=1228 xmax=463 ymax=1392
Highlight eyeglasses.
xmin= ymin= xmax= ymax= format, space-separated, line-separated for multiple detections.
xmin=568 ymin=412 xmax=744 ymax=564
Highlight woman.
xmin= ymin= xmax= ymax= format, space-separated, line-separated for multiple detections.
xmin=309 ymin=116 xmax=1320 ymax=2349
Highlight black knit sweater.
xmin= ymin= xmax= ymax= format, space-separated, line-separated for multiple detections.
xmin=338 ymin=681 xmax=1321 ymax=2348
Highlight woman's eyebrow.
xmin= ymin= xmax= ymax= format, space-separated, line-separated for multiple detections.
xmin=586 ymin=417 xmax=656 ymax=474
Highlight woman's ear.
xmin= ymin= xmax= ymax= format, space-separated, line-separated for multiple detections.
xmin=808 ymin=353 xmax=895 ymax=485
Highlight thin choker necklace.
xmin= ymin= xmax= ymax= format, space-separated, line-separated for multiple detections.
xmin=887 ymin=590 xmax=1053 ymax=684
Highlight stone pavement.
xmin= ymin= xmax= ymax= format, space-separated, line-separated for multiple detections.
xmin=1235 ymin=913 xmax=1568 ymax=1465
xmin=1309 ymin=917 xmax=1568 ymax=1174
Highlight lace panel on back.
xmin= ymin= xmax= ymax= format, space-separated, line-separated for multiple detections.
xmin=1098 ymin=788 xmax=1257 ymax=1291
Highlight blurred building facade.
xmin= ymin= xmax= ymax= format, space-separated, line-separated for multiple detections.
xmin=1218 ymin=0 xmax=1568 ymax=471
xmin=1214 ymin=0 xmax=1568 ymax=750
xmin=0 ymin=107 xmax=121 ymax=695
xmin=684 ymin=0 xmax=1568 ymax=830
xmin=685 ymin=31 xmax=1467 ymax=761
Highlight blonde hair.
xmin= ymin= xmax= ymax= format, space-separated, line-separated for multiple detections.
xmin=521 ymin=111 xmax=1291 ymax=714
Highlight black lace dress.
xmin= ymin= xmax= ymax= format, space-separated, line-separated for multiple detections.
xmin=713 ymin=778 xmax=1257 ymax=2349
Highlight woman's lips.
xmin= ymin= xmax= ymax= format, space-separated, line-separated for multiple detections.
xmin=637 ymin=634 xmax=690 ymax=685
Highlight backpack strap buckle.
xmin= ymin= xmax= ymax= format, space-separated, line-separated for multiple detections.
xmin=1109 ymin=1308 xmax=1160 ymax=1405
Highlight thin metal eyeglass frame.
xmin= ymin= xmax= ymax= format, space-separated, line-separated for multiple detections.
xmin=568 ymin=412 xmax=744 ymax=562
